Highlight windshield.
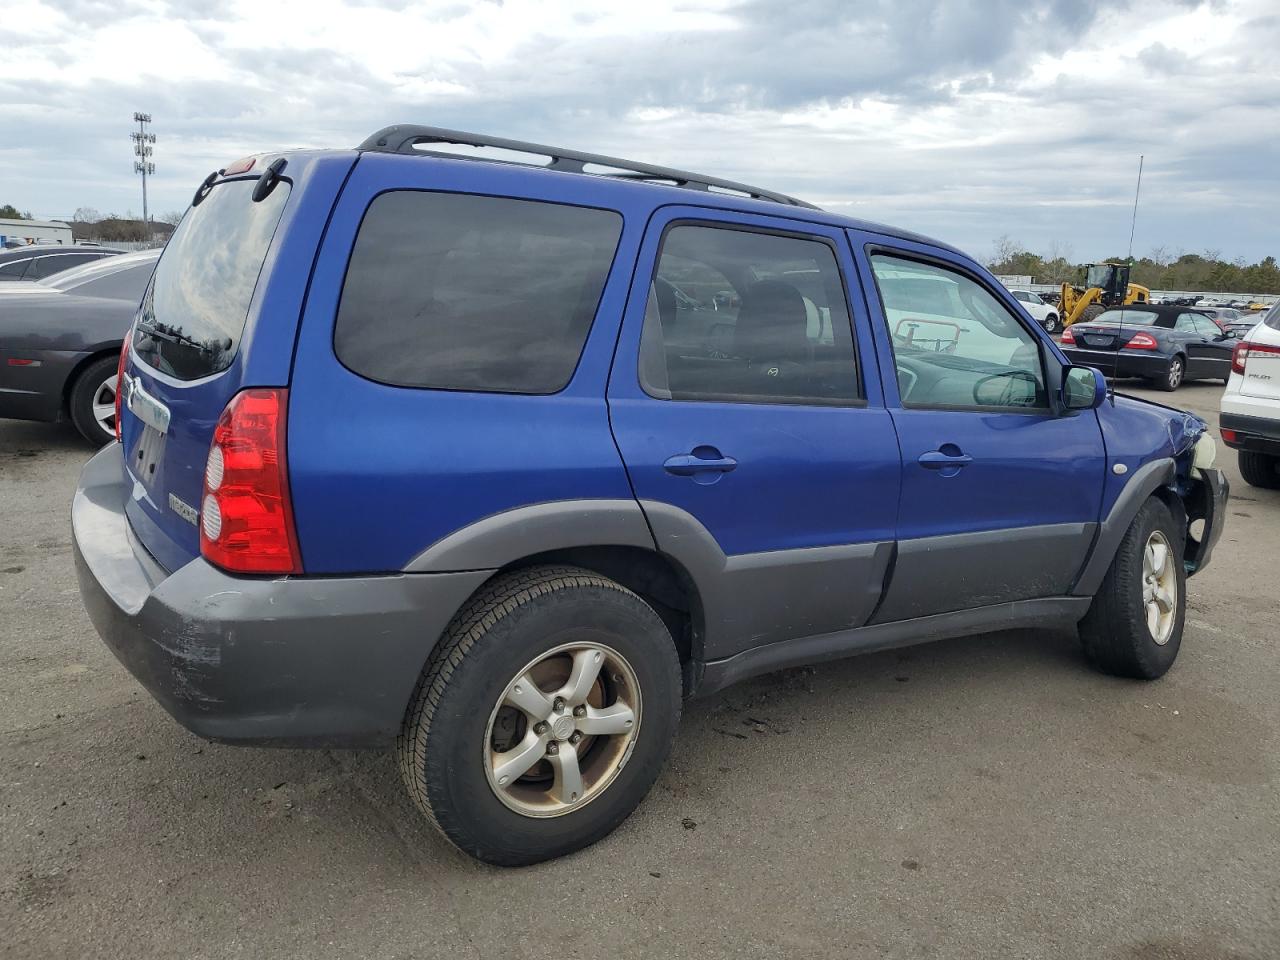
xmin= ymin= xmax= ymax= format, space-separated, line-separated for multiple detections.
xmin=1085 ymin=265 xmax=1114 ymax=288
xmin=132 ymin=178 xmax=289 ymax=380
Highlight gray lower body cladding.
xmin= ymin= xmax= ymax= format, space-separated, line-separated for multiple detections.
xmin=72 ymin=443 xmax=490 ymax=746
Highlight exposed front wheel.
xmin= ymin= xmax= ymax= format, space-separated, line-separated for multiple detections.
xmin=1042 ymin=313 xmax=1061 ymax=335
xmin=68 ymin=355 xmax=120 ymax=445
xmin=398 ymin=566 xmax=681 ymax=866
xmin=1079 ymin=497 xmax=1186 ymax=679
xmin=1238 ymin=450 xmax=1280 ymax=489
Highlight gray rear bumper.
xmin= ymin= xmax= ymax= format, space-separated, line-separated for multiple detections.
xmin=72 ymin=443 xmax=491 ymax=746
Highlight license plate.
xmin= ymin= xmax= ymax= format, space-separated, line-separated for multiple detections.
xmin=130 ymin=422 xmax=168 ymax=488
xmin=1084 ymin=335 xmax=1113 ymax=347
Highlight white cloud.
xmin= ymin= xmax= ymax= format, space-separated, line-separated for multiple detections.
xmin=0 ymin=0 xmax=1276 ymax=261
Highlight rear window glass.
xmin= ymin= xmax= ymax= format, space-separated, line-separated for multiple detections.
xmin=1094 ymin=309 xmax=1159 ymax=326
xmin=132 ymin=179 xmax=290 ymax=380
xmin=334 ymin=191 xmax=622 ymax=394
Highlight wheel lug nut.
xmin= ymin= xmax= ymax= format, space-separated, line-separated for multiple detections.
xmin=546 ymin=741 xmax=559 ymax=755
xmin=569 ymin=732 xmax=582 ymax=745
xmin=573 ymin=705 xmax=586 ymax=718
xmin=553 ymin=697 xmax=565 ymax=713
xmin=534 ymin=722 xmax=548 ymax=735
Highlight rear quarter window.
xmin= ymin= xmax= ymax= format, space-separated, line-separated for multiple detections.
xmin=334 ymin=191 xmax=622 ymax=395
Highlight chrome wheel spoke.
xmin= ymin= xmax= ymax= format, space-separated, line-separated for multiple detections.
xmin=559 ymin=647 xmax=605 ymax=706
xmin=1149 ymin=541 xmax=1169 ymax=577
xmin=547 ymin=744 xmax=584 ymax=805
xmin=1154 ymin=586 xmax=1175 ymax=614
xmin=1146 ymin=601 xmax=1162 ymax=638
xmin=578 ymin=702 xmax=635 ymax=736
xmin=492 ymin=730 xmax=547 ymax=785
xmin=504 ymin=673 xmax=554 ymax=722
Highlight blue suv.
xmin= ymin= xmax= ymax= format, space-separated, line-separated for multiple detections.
xmin=73 ymin=126 xmax=1228 ymax=865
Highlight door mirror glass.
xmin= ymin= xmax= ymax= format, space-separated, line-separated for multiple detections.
xmin=973 ymin=370 xmax=1041 ymax=408
xmin=1063 ymin=365 xmax=1105 ymax=410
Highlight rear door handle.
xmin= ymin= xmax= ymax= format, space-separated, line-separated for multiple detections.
xmin=918 ymin=446 xmax=973 ymax=473
xmin=664 ymin=447 xmax=738 ymax=477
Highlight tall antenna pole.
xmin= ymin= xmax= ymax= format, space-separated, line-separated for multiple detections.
xmin=131 ymin=112 xmax=156 ymax=236
xmin=1127 ymin=154 xmax=1144 ymax=261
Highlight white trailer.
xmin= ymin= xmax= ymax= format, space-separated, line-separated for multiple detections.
xmin=0 ymin=218 xmax=74 ymax=247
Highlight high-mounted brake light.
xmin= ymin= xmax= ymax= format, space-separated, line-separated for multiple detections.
xmin=1126 ymin=332 xmax=1159 ymax=350
xmin=1060 ymin=327 xmax=1076 ymax=345
xmin=199 ymin=388 xmax=301 ymax=575
xmin=114 ymin=336 xmax=130 ymax=442
xmin=1232 ymin=338 xmax=1280 ymax=375
xmin=222 ymin=156 xmax=257 ymax=176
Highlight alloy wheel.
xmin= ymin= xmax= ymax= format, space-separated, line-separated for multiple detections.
xmin=92 ymin=374 xmax=118 ymax=436
xmin=484 ymin=641 xmax=641 ymax=818
xmin=1142 ymin=530 xmax=1178 ymax=645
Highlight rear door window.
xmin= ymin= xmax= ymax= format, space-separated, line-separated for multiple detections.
xmin=334 ymin=192 xmax=621 ymax=394
xmin=132 ymin=178 xmax=290 ymax=380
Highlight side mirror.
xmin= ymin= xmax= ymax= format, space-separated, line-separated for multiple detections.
xmin=1063 ymin=365 xmax=1106 ymax=411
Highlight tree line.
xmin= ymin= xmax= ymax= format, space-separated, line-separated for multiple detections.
xmin=988 ymin=235 xmax=1280 ymax=294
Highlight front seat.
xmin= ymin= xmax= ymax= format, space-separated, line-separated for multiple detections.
xmin=732 ymin=280 xmax=812 ymax=388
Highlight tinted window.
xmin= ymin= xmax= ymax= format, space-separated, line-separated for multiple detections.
xmin=0 ymin=259 xmax=28 ymax=280
xmin=872 ymin=255 xmax=1046 ymax=410
xmin=27 ymin=252 xmax=99 ymax=279
xmin=335 ymin=192 xmax=621 ymax=394
xmin=133 ymin=179 xmax=290 ymax=380
xmin=637 ymin=224 xmax=858 ymax=405
xmin=1266 ymin=303 xmax=1280 ymax=332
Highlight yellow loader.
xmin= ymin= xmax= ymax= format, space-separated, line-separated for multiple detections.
xmin=1060 ymin=262 xmax=1151 ymax=328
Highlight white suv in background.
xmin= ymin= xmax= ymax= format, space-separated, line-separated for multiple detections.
xmin=1221 ymin=303 xmax=1280 ymax=488
xmin=1009 ymin=289 xmax=1061 ymax=334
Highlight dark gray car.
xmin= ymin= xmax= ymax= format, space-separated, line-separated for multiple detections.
xmin=1060 ymin=304 xmax=1235 ymax=391
xmin=0 ymin=250 xmax=159 ymax=443
xmin=0 ymin=245 xmax=123 ymax=282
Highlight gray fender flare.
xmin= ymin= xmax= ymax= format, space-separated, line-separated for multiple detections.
xmin=403 ymin=499 xmax=655 ymax=572
xmin=1071 ymin=457 xmax=1176 ymax=597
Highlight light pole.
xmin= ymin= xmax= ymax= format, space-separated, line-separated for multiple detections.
xmin=131 ymin=112 xmax=156 ymax=236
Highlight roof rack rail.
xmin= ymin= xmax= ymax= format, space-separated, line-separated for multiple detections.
xmin=358 ymin=125 xmax=819 ymax=210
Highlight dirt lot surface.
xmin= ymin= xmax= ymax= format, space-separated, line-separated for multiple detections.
xmin=2 ymin=380 xmax=1277 ymax=959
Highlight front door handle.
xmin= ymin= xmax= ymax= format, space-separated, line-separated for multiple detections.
xmin=918 ymin=445 xmax=973 ymax=475
xmin=664 ymin=446 xmax=738 ymax=477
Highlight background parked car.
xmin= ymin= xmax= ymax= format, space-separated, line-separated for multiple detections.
xmin=1221 ymin=302 xmax=1280 ymax=488
xmin=0 ymin=244 xmax=123 ymax=282
xmin=1059 ymin=304 xmax=1234 ymax=390
xmin=1008 ymin=288 xmax=1062 ymax=333
xmin=0 ymin=250 xmax=158 ymax=444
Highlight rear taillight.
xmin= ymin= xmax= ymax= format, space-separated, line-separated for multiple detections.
xmin=1127 ymin=332 xmax=1159 ymax=350
xmin=199 ymin=388 xmax=301 ymax=575
xmin=1232 ymin=338 xmax=1280 ymax=374
xmin=1060 ymin=327 xmax=1076 ymax=345
xmin=114 ymin=336 xmax=130 ymax=442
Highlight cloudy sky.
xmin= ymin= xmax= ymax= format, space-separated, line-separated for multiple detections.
xmin=2 ymin=0 xmax=1277 ymax=263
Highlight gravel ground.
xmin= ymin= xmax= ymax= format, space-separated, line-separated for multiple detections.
xmin=2 ymin=379 xmax=1277 ymax=960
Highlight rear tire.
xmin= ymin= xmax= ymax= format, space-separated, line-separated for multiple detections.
xmin=1042 ymin=313 xmax=1061 ymax=335
xmin=1079 ymin=304 xmax=1105 ymax=325
xmin=398 ymin=566 xmax=682 ymax=866
xmin=1153 ymin=355 xmax=1184 ymax=392
xmin=67 ymin=355 xmax=119 ymax=445
xmin=1238 ymin=450 xmax=1280 ymax=489
xmin=1079 ymin=497 xmax=1185 ymax=680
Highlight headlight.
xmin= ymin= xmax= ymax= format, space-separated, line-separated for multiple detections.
xmin=1191 ymin=434 xmax=1217 ymax=474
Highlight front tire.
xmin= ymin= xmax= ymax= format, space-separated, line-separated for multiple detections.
xmin=1238 ymin=450 xmax=1280 ymax=489
xmin=1079 ymin=497 xmax=1186 ymax=679
xmin=398 ymin=566 xmax=682 ymax=866
xmin=1042 ymin=313 xmax=1061 ymax=335
xmin=68 ymin=355 xmax=119 ymax=445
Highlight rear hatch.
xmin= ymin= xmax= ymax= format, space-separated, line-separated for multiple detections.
xmin=120 ymin=173 xmax=293 ymax=573
xmin=1237 ymin=313 xmax=1280 ymax=401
